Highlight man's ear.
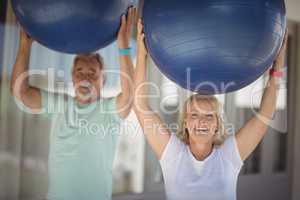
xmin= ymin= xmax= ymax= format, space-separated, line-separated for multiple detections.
xmin=71 ymin=65 xmax=76 ymax=76
xmin=103 ymin=74 xmax=107 ymax=84
xmin=101 ymin=73 xmax=107 ymax=86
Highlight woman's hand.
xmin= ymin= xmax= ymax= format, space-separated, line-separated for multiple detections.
xmin=273 ymin=29 xmax=288 ymax=71
xmin=19 ymin=28 xmax=34 ymax=49
xmin=117 ymin=7 xmax=136 ymax=49
xmin=137 ymin=19 xmax=148 ymax=57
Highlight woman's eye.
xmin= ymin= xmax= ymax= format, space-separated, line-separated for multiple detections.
xmin=206 ymin=114 xmax=214 ymax=119
xmin=191 ymin=113 xmax=198 ymax=118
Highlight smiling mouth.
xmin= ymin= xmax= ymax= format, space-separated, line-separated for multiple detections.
xmin=79 ymin=87 xmax=90 ymax=93
xmin=80 ymin=81 xmax=92 ymax=88
xmin=77 ymin=81 xmax=93 ymax=92
xmin=195 ymin=128 xmax=209 ymax=134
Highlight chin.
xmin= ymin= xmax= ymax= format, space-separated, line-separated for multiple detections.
xmin=75 ymin=91 xmax=93 ymax=101
xmin=192 ymin=132 xmax=215 ymax=143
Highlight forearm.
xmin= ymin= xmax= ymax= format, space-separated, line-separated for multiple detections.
xmin=11 ymin=44 xmax=32 ymax=98
xmin=134 ymin=53 xmax=149 ymax=111
xmin=236 ymin=69 xmax=281 ymax=161
xmin=259 ymin=32 xmax=287 ymax=119
xmin=119 ymin=54 xmax=134 ymax=99
xmin=259 ymin=73 xmax=280 ymax=120
xmin=236 ymin=30 xmax=287 ymax=161
xmin=11 ymin=43 xmax=42 ymax=110
xmin=134 ymin=54 xmax=170 ymax=159
xmin=235 ymin=77 xmax=278 ymax=161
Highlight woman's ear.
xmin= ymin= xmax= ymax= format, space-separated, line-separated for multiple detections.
xmin=183 ymin=120 xmax=188 ymax=129
xmin=184 ymin=120 xmax=189 ymax=132
xmin=216 ymin=114 xmax=220 ymax=132
xmin=215 ymin=128 xmax=219 ymax=134
xmin=185 ymin=128 xmax=189 ymax=133
xmin=185 ymin=128 xmax=190 ymax=145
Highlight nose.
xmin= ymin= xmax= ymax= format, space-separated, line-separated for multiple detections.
xmin=78 ymin=74 xmax=92 ymax=82
xmin=198 ymin=117 xmax=208 ymax=125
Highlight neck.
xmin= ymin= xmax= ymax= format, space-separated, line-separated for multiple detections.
xmin=189 ymin=138 xmax=213 ymax=161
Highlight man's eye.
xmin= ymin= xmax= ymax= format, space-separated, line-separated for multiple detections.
xmin=90 ymin=73 xmax=98 ymax=79
xmin=76 ymin=72 xmax=83 ymax=77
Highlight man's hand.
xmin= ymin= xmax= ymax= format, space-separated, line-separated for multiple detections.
xmin=117 ymin=7 xmax=136 ymax=49
xmin=116 ymin=7 xmax=136 ymax=119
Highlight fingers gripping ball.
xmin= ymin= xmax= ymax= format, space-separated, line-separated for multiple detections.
xmin=12 ymin=0 xmax=133 ymax=53
xmin=143 ymin=0 xmax=286 ymax=94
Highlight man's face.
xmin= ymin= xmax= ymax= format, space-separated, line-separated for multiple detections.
xmin=72 ymin=58 xmax=103 ymax=103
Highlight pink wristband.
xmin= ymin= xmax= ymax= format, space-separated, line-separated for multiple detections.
xmin=269 ymin=69 xmax=283 ymax=78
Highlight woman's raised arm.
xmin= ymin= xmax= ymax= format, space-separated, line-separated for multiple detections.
xmin=134 ymin=19 xmax=171 ymax=159
xmin=236 ymin=30 xmax=288 ymax=161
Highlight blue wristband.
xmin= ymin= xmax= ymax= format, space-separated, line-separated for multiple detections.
xmin=119 ymin=48 xmax=131 ymax=55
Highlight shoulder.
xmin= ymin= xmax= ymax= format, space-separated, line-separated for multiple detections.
xmin=40 ymin=90 xmax=70 ymax=105
xmin=218 ymin=135 xmax=244 ymax=171
xmin=160 ymin=133 xmax=186 ymax=167
xmin=39 ymin=90 xmax=70 ymax=117
xmin=101 ymin=97 xmax=118 ymax=112
xmin=100 ymin=97 xmax=123 ymax=123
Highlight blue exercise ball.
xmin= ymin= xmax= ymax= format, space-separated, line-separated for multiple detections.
xmin=143 ymin=0 xmax=286 ymax=94
xmin=12 ymin=0 xmax=132 ymax=54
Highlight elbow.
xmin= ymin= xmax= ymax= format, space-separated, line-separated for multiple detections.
xmin=10 ymin=79 xmax=27 ymax=100
xmin=10 ymin=80 xmax=16 ymax=96
xmin=257 ymin=110 xmax=274 ymax=124
xmin=254 ymin=114 xmax=271 ymax=135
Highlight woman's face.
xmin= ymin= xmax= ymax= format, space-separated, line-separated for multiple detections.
xmin=185 ymin=99 xmax=218 ymax=144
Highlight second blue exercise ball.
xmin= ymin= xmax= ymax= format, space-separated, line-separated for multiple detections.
xmin=12 ymin=0 xmax=133 ymax=54
xmin=143 ymin=0 xmax=286 ymax=94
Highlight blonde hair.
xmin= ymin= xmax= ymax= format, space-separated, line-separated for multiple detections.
xmin=176 ymin=94 xmax=227 ymax=146
xmin=73 ymin=53 xmax=104 ymax=70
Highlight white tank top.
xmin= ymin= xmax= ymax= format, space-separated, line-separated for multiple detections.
xmin=187 ymin=147 xmax=206 ymax=177
xmin=160 ymin=135 xmax=243 ymax=200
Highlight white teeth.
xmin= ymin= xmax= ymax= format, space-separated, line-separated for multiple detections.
xmin=196 ymin=128 xmax=208 ymax=131
xmin=80 ymin=82 xmax=91 ymax=88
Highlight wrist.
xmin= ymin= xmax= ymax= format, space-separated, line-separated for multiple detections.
xmin=119 ymin=47 xmax=132 ymax=56
xmin=273 ymin=59 xmax=284 ymax=69
xmin=137 ymin=53 xmax=147 ymax=62
xmin=269 ymin=68 xmax=284 ymax=78
xmin=20 ymin=40 xmax=32 ymax=48
xmin=118 ymin=45 xmax=130 ymax=49
xmin=118 ymin=41 xmax=129 ymax=49
xmin=137 ymin=48 xmax=148 ymax=57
